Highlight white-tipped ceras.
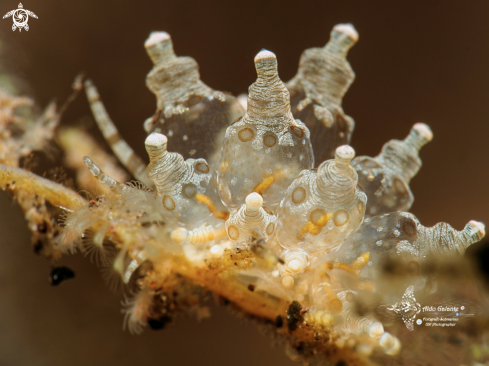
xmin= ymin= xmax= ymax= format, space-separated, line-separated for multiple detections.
xmin=143 ymin=31 xmax=244 ymax=169
xmin=287 ymin=23 xmax=358 ymax=164
xmin=217 ymin=49 xmax=314 ymax=211
xmin=144 ymin=132 xmax=223 ymax=227
xmin=351 ymin=123 xmax=432 ymax=216
xmin=276 ymin=145 xmax=367 ymax=255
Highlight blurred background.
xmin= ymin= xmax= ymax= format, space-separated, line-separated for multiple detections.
xmin=0 ymin=0 xmax=488 ymax=365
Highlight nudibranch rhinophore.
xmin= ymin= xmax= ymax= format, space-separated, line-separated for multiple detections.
xmin=53 ymin=24 xmax=485 ymax=362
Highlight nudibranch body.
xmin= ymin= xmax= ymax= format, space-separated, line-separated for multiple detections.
xmin=53 ymin=23 xmax=487 ymax=362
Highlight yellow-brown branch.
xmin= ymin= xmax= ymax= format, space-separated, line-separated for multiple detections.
xmin=0 ymin=164 xmax=86 ymax=209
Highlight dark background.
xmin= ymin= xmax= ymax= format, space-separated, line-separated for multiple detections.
xmin=0 ymin=1 xmax=488 ymax=365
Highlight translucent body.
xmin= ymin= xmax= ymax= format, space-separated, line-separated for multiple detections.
xmin=276 ymin=145 xmax=366 ymax=254
xmin=144 ymin=32 xmax=244 ymax=169
xmin=145 ymin=133 xmax=216 ymax=228
xmin=287 ymin=24 xmax=358 ymax=163
xmin=146 ymin=96 xmax=243 ymax=167
xmin=351 ymin=123 xmax=432 ymax=216
xmin=3 ymin=22 xmax=488 ymax=360
xmin=327 ymin=212 xmax=421 ymax=281
xmin=218 ymin=50 xmax=314 ymax=210
xmin=328 ymin=212 xmax=485 ymax=282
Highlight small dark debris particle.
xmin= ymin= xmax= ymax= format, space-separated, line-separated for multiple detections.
xmin=233 ymin=242 xmax=247 ymax=254
xmin=287 ymin=300 xmax=303 ymax=331
xmin=217 ymin=296 xmax=230 ymax=306
xmin=50 ymin=266 xmax=75 ymax=286
xmin=248 ymin=284 xmax=255 ymax=292
xmin=148 ymin=315 xmax=172 ymax=330
xmin=38 ymin=222 xmax=47 ymax=233
xmin=33 ymin=240 xmax=43 ymax=254
xmin=336 ymin=360 xmax=347 ymax=366
xmin=250 ymin=238 xmax=267 ymax=255
xmin=294 ymin=342 xmax=304 ymax=352
xmin=277 ymin=257 xmax=285 ymax=264
xmin=275 ymin=315 xmax=283 ymax=328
